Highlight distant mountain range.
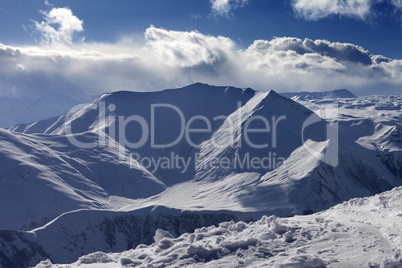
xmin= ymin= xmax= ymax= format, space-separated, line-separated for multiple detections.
xmin=280 ymin=89 xmax=356 ymax=100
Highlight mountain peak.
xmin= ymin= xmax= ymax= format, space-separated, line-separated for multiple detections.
xmin=265 ymin=89 xmax=283 ymax=99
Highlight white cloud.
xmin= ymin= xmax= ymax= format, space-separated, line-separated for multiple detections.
xmin=245 ymin=40 xmax=347 ymax=74
xmin=391 ymin=0 xmax=402 ymax=8
xmin=208 ymin=0 xmax=402 ymax=20
xmin=211 ymin=0 xmax=249 ymax=17
xmin=16 ymin=64 xmax=28 ymax=72
xmin=0 ymin=27 xmax=402 ymax=100
xmin=248 ymin=37 xmax=374 ymax=65
xmin=292 ymin=0 xmax=372 ymax=20
xmin=292 ymin=0 xmax=402 ymax=20
xmin=33 ymin=7 xmax=84 ymax=45
xmin=44 ymin=0 xmax=52 ymax=7
xmin=145 ymin=26 xmax=234 ymax=67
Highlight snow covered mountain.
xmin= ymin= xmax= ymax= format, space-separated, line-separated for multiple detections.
xmin=10 ymin=84 xmax=322 ymax=186
xmin=1 ymin=83 xmax=401 ymax=267
xmin=0 ymin=129 xmax=165 ymax=230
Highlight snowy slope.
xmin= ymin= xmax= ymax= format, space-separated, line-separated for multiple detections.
xmin=297 ymin=94 xmax=402 ymax=185
xmin=121 ymin=136 xmax=397 ymax=217
xmin=34 ymin=186 xmax=402 ymax=268
xmin=0 ymin=129 xmax=165 ymax=230
xmin=9 ymin=115 xmax=68 ymax=134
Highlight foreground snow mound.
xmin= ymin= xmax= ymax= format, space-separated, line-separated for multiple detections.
xmin=35 ymin=186 xmax=402 ymax=268
xmin=0 ymin=206 xmax=238 ymax=265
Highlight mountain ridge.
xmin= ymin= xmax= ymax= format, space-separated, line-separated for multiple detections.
xmin=280 ymin=88 xmax=356 ymax=100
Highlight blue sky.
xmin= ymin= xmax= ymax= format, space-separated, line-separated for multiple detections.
xmin=2 ymin=0 xmax=402 ymax=58
xmin=0 ymin=0 xmax=402 ymax=98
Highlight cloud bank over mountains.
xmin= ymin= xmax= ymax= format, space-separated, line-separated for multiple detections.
xmin=1 ymin=7 xmax=402 ymax=99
